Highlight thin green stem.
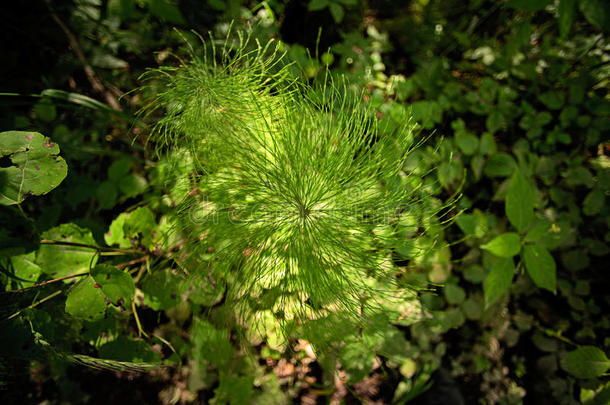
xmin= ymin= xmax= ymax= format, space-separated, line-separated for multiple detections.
xmin=7 ymin=290 xmax=63 ymax=320
xmin=40 ymin=239 xmax=141 ymax=255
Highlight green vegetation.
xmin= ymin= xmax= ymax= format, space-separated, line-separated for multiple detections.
xmin=1 ymin=0 xmax=608 ymax=404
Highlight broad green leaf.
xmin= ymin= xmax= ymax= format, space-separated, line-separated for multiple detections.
xmin=11 ymin=252 xmax=41 ymax=284
xmin=523 ymin=245 xmax=556 ymax=292
xmin=329 ymin=2 xmax=344 ymax=22
xmin=456 ymin=213 xmax=488 ymax=238
xmin=191 ymin=318 xmax=233 ymax=368
xmin=482 ymin=233 xmax=521 ymax=257
xmin=463 ymin=264 xmax=485 ymax=284
xmin=538 ymin=91 xmax=565 ymax=110
xmin=486 ymin=110 xmax=505 ymax=134
xmin=455 ymin=131 xmax=479 ymax=155
xmin=96 ymin=180 xmax=118 ymax=210
xmin=105 ymin=207 xmax=157 ymax=248
xmin=558 ymin=0 xmax=576 ymax=38
xmin=340 ymin=339 xmax=376 ymax=383
xmin=107 ymin=0 xmax=136 ymax=20
xmin=524 ymin=220 xmax=551 ymax=243
xmin=91 ymin=264 xmax=135 ymax=307
xmin=484 ymin=153 xmax=517 ymax=178
xmin=118 ymin=174 xmax=147 ymax=197
xmin=462 ymin=297 xmax=483 ymax=320
xmin=562 ymin=346 xmax=610 ymax=379
xmin=107 ymin=157 xmax=132 ymax=181
xmin=484 ymin=257 xmax=514 ymax=307
xmin=308 ymin=0 xmax=329 ymax=11
xmin=583 ymin=189 xmax=605 ymax=216
xmin=0 ymin=131 xmax=68 ymax=205
xmin=212 ymin=373 xmax=253 ymax=405
xmin=65 ymin=276 xmax=107 ymax=321
xmin=37 ymin=223 xmax=98 ymax=278
xmin=580 ymin=0 xmax=610 ymax=31
xmin=444 ymin=284 xmax=466 ymax=305
xmin=141 ymin=268 xmax=183 ymax=310
xmin=506 ymin=170 xmax=533 ymax=232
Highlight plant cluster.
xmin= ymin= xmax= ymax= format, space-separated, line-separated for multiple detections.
xmin=1 ymin=0 xmax=608 ymax=404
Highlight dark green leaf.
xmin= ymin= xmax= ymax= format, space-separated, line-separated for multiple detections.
xmin=523 ymin=245 xmax=556 ymax=293
xmin=562 ymin=346 xmax=610 ymax=379
xmin=340 ymin=339 xmax=376 ymax=383
xmin=37 ymin=223 xmax=98 ymax=278
xmin=65 ymin=276 xmax=107 ymax=321
xmin=482 ymin=233 xmax=521 ymax=257
xmin=580 ymin=0 xmax=610 ymax=31
xmin=583 ymin=189 xmax=605 ymax=216
xmin=484 ymin=257 xmax=514 ymax=307
xmin=308 ymin=0 xmax=328 ymax=11
xmin=484 ymin=153 xmax=517 ymax=178
xmin=456 ymin=213 xmax=487 ymax=238
xmin=91 ymin=264 xmax=135 ymax=307
xmin=506 ymin=170 xmax=533 ymax=232
xmin=147 ymin=0 xmax=185 ymax=24
xmin=0 ymin=131 xmax=68 ymax=205
xmin=558 ymin=0 xmax=576 ymax=38
xmin=444 ymin=284 xmax=466 ymax=305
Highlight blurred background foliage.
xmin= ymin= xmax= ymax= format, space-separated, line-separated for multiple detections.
xmin=0 ymin=0 xmax=608 ymax=404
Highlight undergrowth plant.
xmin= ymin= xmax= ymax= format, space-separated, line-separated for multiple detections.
xmin=141 ymin=30 xmax=458 ymax=345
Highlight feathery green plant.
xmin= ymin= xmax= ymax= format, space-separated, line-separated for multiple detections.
xmin=141 ymin=30 xmax=455 ymax=335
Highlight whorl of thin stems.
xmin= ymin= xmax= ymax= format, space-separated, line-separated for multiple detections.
xmin=141 ymin=29 xmax=456 ymax=331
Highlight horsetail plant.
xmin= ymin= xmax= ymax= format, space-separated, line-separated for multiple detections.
xmin=141 ymin=30 xmax=456 ymax=343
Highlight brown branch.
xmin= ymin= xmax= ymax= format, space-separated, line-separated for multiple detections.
xmin=44 ymin=0 xmax=122 ymax=111
xmin=5 ymin=272 xmax=89 ymax=294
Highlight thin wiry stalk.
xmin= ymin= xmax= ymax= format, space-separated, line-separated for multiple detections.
xmin=140 ymin=29 xmax=456 ymax=334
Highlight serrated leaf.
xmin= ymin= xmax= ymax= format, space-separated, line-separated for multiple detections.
xmin=482 ymin=233 xmax=521 ymax=257
xmin=141 ymin=268 xmax=182 ymax=310
xmin=37 ymin=223 xmax=98 ymax=278
xmin=484 ymin=257 xmax=514 ymax=307
xmin=523 ymin=244 xmax=556 ymax=293
xmin=213 ymin=373 xmax=253 ymax=405
xmin=340 ymin=339 xmax=376 ymax=383
xmin=105 ymin=207 xmax=157 ymax=248
xmin=91 ymin=264 xmax=135 ymax=306
xmin=191 ymin=318 xmax=233 ymax=368
xmin=562 ymin=346 xmax=610 ymax=379
xmin=506 ymin=170 xmax=533 ymax=232
xmin=0 ymin=131 xmax=68 ymax=205
xmin=65 ymin=276 xmax=107 ymax=321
